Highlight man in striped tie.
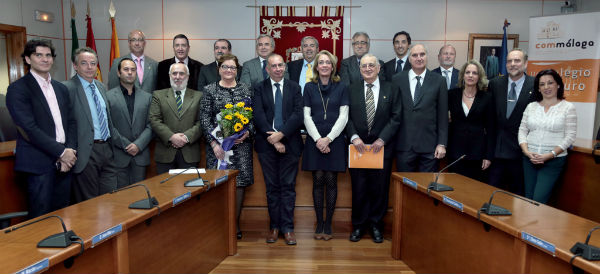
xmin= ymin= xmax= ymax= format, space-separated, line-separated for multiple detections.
xmin=149 ymin=63 xmax=203 ymax=175
xmin=63 ymin=47 xmax=118 ymax=203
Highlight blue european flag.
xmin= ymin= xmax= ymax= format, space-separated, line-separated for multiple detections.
xmin=499 ymin=19 xmax=511 ymax=76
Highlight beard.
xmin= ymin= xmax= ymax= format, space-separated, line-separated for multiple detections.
xmin=170 ymin=77 xmax=188 ymax=91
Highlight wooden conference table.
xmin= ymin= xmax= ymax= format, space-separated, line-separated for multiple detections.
xmin=391 ymin=172 xmax=600 ymax=273
xmin=0 ymin=169 xmax=237 ymax=274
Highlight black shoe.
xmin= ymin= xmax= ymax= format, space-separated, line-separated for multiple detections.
xmin=349 ymin=229 xmax=363 ymax=242
xmin=371 ymin=227 xmax=383 ymax=243
xmin=236 ymin=231 xmax=242 ymax=239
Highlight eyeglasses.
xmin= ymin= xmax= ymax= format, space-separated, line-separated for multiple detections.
xmin=360 ymin=63 xmax=377 ymax=69
xmin=220 ymin=65 xmax=237 ymax=71
xmin=129 ymin=38 xmax=145 ymax=42
xmin=352 ymin=41 xmax=368 ymax=46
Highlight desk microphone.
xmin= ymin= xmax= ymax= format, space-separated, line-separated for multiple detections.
xmin=477 ymin=190 xmax=540 ymax=219
xmin=570 ymin=226 xmax=600 ymax=261
xmin=4 ymin=215 xmax=83 ymax=253
xmin=160 ymin=166 xmax=194 ymax=184
xmin=111 ymin=183 xmax=159 ymax=210
xmin=428 ymin=155 xmax=465 ymax=192
xmin=184 ymin=167 xmax=206 ymax=187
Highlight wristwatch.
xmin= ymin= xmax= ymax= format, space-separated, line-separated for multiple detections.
xmin=551 ymin=150 xmax=557 ymax=158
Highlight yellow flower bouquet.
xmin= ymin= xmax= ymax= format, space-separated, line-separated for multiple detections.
xmin=218 ymin=101 xmax=253 ymax=138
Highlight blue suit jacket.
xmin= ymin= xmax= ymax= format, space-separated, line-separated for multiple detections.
xmin=6 ymin=73 xmax=77 ymax=174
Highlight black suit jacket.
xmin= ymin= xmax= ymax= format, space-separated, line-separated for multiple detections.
xmin=346 ymin=80 xmax=402 ymax=159
xmin=489 ymin=74 xmax=535 ymax=159
xmin=447 ymin=88 xmax=495 ymax=160
xmin=156 ymin=57 xmax=203 ymax=91
xmin=287 ymin=59 xmax=305 ymax=84
xmin=339 ymin=55 xmax=386 ymax=87
xmin=432 ymin=67 xmax=460 ymax=90
xmin=252 ymin=79 xmax=304 ymax=156
xmin=393 ymin=70 xmax=448 ymax=153
xmin=383 ymin=58 xmax=411 ymax=82
xmin=6 ymin=73 xmax=77 ymax=174
xmin=197 ymin=61 xmax=242 ymax=91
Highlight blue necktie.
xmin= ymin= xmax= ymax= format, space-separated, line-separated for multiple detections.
xmin=413 ymin=76 xmax=422 ymax=105
xmin=262 ymin=60 xmax=268 ymax=79
xmin=274 ymin=83 xmax=283 ymax=130
xmin=90 ymin=84 xmax=109 ymax=140
xmin=175 ymin=90 xmax=183 ymax=115
xmin=396 ymin=59 xmax=403 ymax=73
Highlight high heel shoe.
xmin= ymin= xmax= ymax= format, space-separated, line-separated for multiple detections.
xmin=237 ymin=231 xmax=242 ymax=239
xmin=322 ymin=223 xmax=333 ymax=240
xmin=314 ymin=222 xmax=324 ymax=240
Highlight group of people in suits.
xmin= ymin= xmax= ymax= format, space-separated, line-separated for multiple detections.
xmin=6 ymin=27 xmax=575 ymax=247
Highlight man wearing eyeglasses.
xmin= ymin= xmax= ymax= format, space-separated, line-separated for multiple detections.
xmin=197 ymin=39 xmax=242 ymax=91
xmin=339 ymin=32 xmax=385 ymax=87
xmin=286 ymin=36 xmax=319 ymax=94
xmin=346 ymin=54 xmax=402 ymax=243
xmin=393 ymin=44 xmax=448 ymax=173
xmin=149 ymin=63 xmax=203 ymax=175
xmin=108 ymin=30 xmax=158 ymax=93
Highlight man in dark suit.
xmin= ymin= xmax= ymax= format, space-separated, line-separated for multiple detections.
xmin=488 ymin=48 xmax=535 ymax=195
xmin=383 ymin=31 xmax=412 ymax=81
xmin=241 ymin=34 xmax=276 ymax=87
xmin=156 ymin=34 xmax=203 ymax=90
xmin=432 ymin=44 xmax=460 ymax=90
xmin=393 ymin=44 xmax=448 ymax=172
xmin=252 ymin=53 xmax=303 ymax=245
xmin=6 ymin=40 xmax=77 ymax=217
xmin=149 ymin=63 xmax=203 ymax=174
xmin=108 ymin=29 xmax=158 ymax=93
xmin=106 ymin=58 xmax=153 ymax=187
xmin=63 ymin=47 xmax=119 ymax=202
xmin=197 ymin=39 xmax=241 ymax=91
xmin=339 ymin=32 xmax=385 ymax=87
xmin=346 ymin=54 xmax=402 ymax=243
xmin=286 ymin=36 xmax=318 ymax=94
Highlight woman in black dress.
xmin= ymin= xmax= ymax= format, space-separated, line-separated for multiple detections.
xmin=199 ymin=54 xmax=254 ymax=239
xmin=302 ymin=50 xmax=349 ymax=240
xmin=447 ymin=59 xmax=494 ymax=182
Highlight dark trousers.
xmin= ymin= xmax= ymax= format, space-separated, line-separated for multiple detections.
xmin=448 ymin=158 xmax=489 ymax=183
xmin=115 ymin=159 xmax=147 ymax=189
xmin=25 ymin=170 xmax=71 ymax=218
xmin=350 ymin=159 xmax=392 ymax=231
xmin=72 ymin=142 xmax=117 ymax=203
xmin=488 ymin=157 xmax=524 ymax=196
xmin=396 ymin=150 xmax=438 ymax=172
xmin=156 ymin=150 xmax=198 ymax=175
xmin=257 ymin=151 xmax=299 ymax=233
xmin=522 ymin=155 xmax=566 ymax=203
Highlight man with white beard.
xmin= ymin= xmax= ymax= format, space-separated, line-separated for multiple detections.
xmin=149 ymin=63 xmax=203 ymax=174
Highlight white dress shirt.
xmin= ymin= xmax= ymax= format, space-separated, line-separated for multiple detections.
xmin=408 ymin=69 xmax=427 ymax=100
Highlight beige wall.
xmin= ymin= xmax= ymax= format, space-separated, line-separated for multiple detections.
xmin=0 ymin=33 xmax=8 ymax=95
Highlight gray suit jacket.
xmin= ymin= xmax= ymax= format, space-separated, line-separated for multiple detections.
xmin=63 ymin=75 xmax=120 ymax=173
xmin=108 ymin=54 xmax=159 ymax=93
xmin=105 ymin=86 xmax=153 ymax=168
xmin=393 ymin=69 xmax=448 ymax=153
xmin=339 ymin=55 xmax=386 ymax=87
xmin=240 ymin=57 xmax=265 ymax=87
xmin=149 ymin=88 xmax=203 ymax=163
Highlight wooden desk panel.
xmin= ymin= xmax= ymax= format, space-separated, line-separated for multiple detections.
xmin=392 ymin=172 xmax=600 ymax=274
xmin=0 ymin=140 xmax=26 ymax=224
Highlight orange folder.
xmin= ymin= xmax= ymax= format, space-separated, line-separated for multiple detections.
xmin=348 ymin=145 xmax=384 ymax=169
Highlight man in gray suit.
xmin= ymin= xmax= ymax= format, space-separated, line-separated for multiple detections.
xmin=108 ymin=30 xmax=158 ymax=93
xmin=339 ymin=32 xmax=385 ymax=87
xmin=393 ymin=44 xmax=448 ymax=172
xmin=240 ymin=34 xmax=275 ymax=87
xmin=197 ymin=39 xmax=241 ymax=91
xmin=63 ymin=47 xmax=118 ymax=202
xmin=106 ymin=58 xmax=153 ymax=187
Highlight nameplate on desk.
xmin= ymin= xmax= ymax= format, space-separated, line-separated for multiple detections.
xmin=402 ymin=177 xmax=418 ymax=190
xmin=521 ymin=231 xmax=556 ymax=255
xmin=16 ymin=258 xmax=48 ymax=274
xmin=92 ymin=224 xmax=123 ymax=247
xmin=215 ymin=175 xmax=228 ymax=186
xmin=173 ymin=191 xmax=191 ymax=206
xmin=442 ymin=196 xmax=464 ymax=212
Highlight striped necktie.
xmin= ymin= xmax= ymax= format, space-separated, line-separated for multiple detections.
xmin=89 ymin=83 xmax=109 ymax=140
xmin=366 ymin=83 xmax=375 ymax=132
xmin=175 ymin=90 xmax=183 ymax=115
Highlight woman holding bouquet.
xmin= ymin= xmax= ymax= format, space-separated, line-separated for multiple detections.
xmin=302 ymin=50 xmax=349 ymax=240
xmin=200 ymin=54 xmax=254 ymax=239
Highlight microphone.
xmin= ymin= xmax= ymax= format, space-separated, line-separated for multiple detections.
xmin=428 ymin=155 xmax=466 ymax=192
xmin=160 ymin=166 xmax=194 ymax=184
xmin=570 ymin=226 xmax=600 ymax=261
xmin=478 ymin=190 xmax=540 ymax=219
xmin=184 ymin=167 xmax=206 ymax=187
xmin=111 ymin=183 xmax=159 ymax=210
xmin=4 ymin=215 xmax=79 ymax=248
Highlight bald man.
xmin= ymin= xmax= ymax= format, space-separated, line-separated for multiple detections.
xmin=108 ymin=29 xmax=158 ymax=92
